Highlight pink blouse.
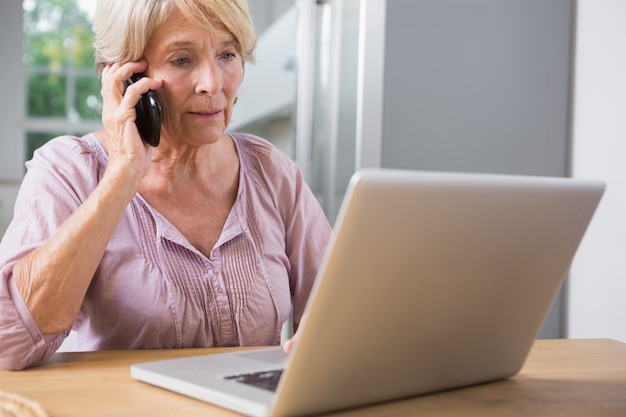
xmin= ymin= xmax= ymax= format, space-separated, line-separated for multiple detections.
xmin=0 ymin=133 xmax=331 ymax=370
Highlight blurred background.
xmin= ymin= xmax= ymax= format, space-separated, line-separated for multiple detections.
xmin=0 ymin=0 xmax=624 ymax=343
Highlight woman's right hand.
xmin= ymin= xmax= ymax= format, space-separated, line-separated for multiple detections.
xmin=11 ymin=61 xmax=163 ymax=336
xmin=99 ymin=61 xmax=163 ymax=181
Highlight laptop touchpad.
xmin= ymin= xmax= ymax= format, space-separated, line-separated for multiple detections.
xmin=236 ymin=348 xmax=288 ymax=365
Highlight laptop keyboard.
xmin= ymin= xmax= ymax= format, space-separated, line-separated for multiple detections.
xmin=224 ymin=369 xmax=284 ymax=392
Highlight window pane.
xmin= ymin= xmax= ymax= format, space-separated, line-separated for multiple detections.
xmin=26 ymin=73 xmax=67 ymax=118
xmin=74 ymin=76 xmax=101 ymax=120
xmin=71 ymin=21 xmax=96 ymax=70
xmin=23 ymin=0 xmax=99 ymax=160
xmin=23 ymin=32 xmax=69 ymax=70
xmin=24 ymin=1 xmax=95 ymax=65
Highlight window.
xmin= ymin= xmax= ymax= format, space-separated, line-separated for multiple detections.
xmin=23 ymin=0 xmax=101 ymax=162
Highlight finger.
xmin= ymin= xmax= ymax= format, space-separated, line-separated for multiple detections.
xmin=101 ymin=61 xmax=149 ymax=102
xmin=101 ymin=62 xmax=160 ymax=126
xmin=283 ymin=336 xmax=297 ymax=354
xmin=122 ymin=76 xmax=163 ymax=105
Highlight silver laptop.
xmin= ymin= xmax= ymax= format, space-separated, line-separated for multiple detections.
xmin=131 ymin=169 xmax=605 ymax=417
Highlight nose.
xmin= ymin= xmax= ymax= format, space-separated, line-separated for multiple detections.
xmin=195 ymin=59 xmax=222 ymax=96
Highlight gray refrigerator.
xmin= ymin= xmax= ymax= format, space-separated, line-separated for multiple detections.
xmin=295 ymin=0 xmax=576 ymax=338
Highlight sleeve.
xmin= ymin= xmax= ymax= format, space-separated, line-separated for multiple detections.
xmin=283 ymin=165 xmax=332 ymax=331
xmin=247 ymin=136 xmax=331 ymax=331
xmin=0 ymin=136 xmax=97 ymax=370
xmin=233 ymin=133 xmax=332 ymax=332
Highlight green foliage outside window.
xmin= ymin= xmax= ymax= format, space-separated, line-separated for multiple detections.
xmin=26 ymin=74 xmax=67 ymax=118
xmin=24 ymin=0 xmax=96 ymax=70
xmin=75 ymin=76 xmax=102 ymax=120
xmin=23 ymin=0 xmax=100 ymax=159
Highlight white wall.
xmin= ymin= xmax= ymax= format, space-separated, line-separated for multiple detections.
xmin=0 ymin=1 xmax=25 ymax=181
xmin=0 ymin=2 xmax=24 ymax=236
xmin=248 ymin=0 xmax=294 ymax=33
xmin=228 ymin=5 xmax=297 ymax=158
xmin=568 ymin=0 xmax=626 ymax=341
xmin=0 ymin=184 xmax=20 ymax=235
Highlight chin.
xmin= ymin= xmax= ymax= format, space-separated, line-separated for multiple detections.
xmin=195 ymin=128 xmax=227 ymax=144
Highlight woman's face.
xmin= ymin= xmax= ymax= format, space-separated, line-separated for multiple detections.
xmin=142 ymin=10 xmax=244 ymax=146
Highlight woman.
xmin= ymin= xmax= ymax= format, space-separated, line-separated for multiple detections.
xmin=0 ymin=0 xmax=331 ymax=370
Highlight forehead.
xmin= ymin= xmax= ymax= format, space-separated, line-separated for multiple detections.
xmin=148 ymin=8 xmax=235 ymax=51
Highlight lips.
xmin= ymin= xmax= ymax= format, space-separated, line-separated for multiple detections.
xmin=188 ymin=109 xmax=222 ymax=120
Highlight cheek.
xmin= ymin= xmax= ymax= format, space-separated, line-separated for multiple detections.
xmin=154 ymin=89 xmax=183 ymax=130
xmin=225 ymin=66 xmax=244 ymax=95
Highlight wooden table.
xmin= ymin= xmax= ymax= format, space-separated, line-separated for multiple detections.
xmin=1 ymin=339 xmax=625 ymax=416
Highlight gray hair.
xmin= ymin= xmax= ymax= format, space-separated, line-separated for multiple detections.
xmin=92 ymin=0 xmax=256 ymax=74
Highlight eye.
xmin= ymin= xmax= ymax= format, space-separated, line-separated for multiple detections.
xmin=171 ymin=56 xmax=191 ymax=66
xmin=219 ymin=50 xmax=238 ymax=61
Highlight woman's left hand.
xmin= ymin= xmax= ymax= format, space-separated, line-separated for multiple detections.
xmin=283 ymin=335 xmax=298 ymax=354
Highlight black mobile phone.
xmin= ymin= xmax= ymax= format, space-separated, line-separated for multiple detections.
xmin=123 ymin=74 xmax=161 ymax=147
